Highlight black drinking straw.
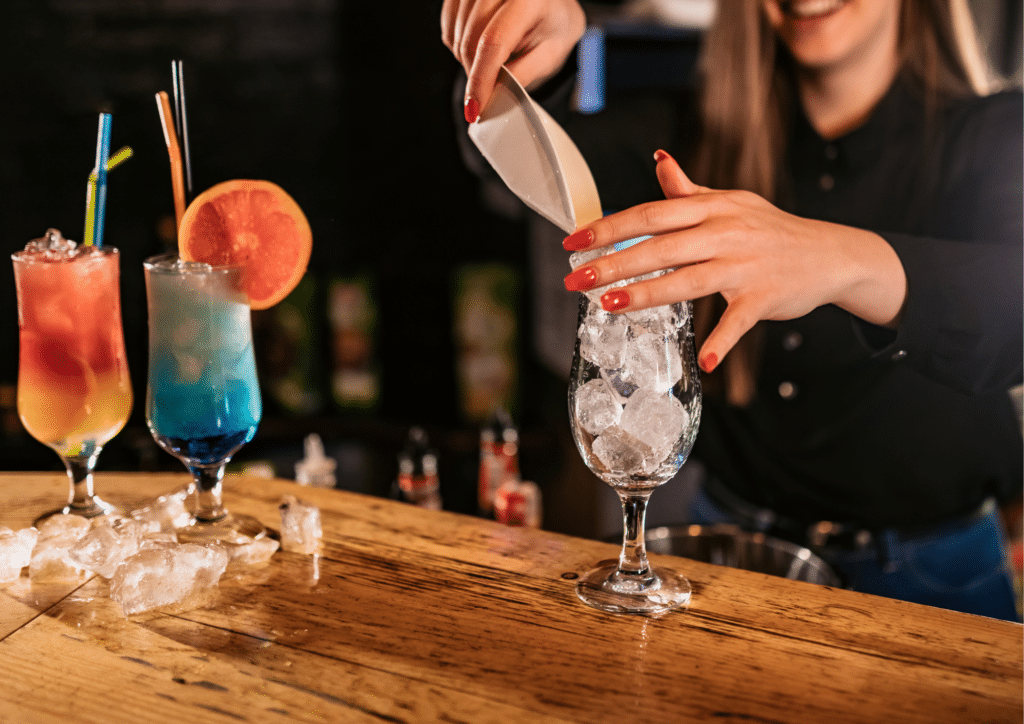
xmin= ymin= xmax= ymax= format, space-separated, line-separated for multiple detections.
xmin=171 ymin=60 xmax=193 ymax=198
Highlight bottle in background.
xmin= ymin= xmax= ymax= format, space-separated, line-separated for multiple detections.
xmin=394 ymin=426 xmax=441 ymax=510
xmin=295 ymin=433 xmax=338 ymax=488
xmin=329 ymin=274 xmax=380 ymax=412
xmin=452 ymin=264 xmax=520 ymax=423
xmin=252 ymin=274 xmax=324 ymax=416
xmin=495 ymin=477 xmax=542 ymax=529
xmin=478 ymin=408 xmax=518 ymax=517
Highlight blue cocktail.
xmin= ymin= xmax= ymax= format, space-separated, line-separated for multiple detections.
xmin=144 ymin=253 xmax=264 ymax=543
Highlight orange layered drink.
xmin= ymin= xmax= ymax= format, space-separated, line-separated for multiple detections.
xmin=13 ymin=230 xmax=132 ymax=459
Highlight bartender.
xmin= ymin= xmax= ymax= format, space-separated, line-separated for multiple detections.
xmin=441 ymin=0 xmax=1023 ymax=620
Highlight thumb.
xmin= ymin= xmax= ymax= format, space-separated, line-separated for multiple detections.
xmin=654 ymin=149 xmax=702 ymax=199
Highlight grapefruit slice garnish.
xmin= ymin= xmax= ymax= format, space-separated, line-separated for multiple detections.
xmin=178 ymin=179 xmax=312 ymax=310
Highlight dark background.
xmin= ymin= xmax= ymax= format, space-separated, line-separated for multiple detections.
xmin=1 ymin=0 xmax=1019 ymax=534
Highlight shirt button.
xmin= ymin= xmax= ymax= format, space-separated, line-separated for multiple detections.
xmin=778 ymin=381 xmax=798 ymax=399
xmin=782 ymin=331 xmax=803 ymax=351
xmin=824 ymin=144 xmax=838 ymax=161
xmin=819 ymin=173 xmax=835 ymax=191
xmin=891 ymin=349 xmax=908 ymax=361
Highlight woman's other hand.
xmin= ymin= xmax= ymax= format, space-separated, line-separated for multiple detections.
xmin=441 ymin=0 xmax=586 ymax=122
xmin=562 ymin=151 xmax=908 ymax=373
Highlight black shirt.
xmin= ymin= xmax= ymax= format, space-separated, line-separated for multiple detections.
xmin=562 ymin=75 xmax=1023 ymax=529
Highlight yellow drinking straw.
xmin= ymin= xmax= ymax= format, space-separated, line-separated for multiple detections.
xmin=83 ymin=145 xmax=134 ymax=247
xmin=155 ymin=90 xmax=187 ymax=234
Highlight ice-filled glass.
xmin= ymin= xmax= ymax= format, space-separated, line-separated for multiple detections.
xmin=569 ymin=286 xmax=701 ymax=614
xmin=13 ymin=229 xmax=132 ymax=521
xmin=144 ymin=253 xmax=263 ymax=544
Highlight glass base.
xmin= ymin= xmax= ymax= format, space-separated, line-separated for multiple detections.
xmin=575 ymin=562 xmax=692 ymax=614
xmin=176 ymin=513 xmax=268 ymax=545
xmin=34 ymin=497 xmax=124 ymax=527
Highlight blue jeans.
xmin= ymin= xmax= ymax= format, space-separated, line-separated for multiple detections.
xmin=689 ymin=485 xmax=1022 ymax=622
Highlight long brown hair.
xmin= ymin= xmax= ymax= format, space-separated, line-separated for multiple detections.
xmin=689 ymin=0 xmax=992 ymax=406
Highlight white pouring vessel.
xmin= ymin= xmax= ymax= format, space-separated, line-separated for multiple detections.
xmin=468 ymin=67 xmax=602 ymax=234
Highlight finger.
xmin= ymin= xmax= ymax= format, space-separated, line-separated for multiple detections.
xmin=587 ymin=258 xmax=728 ymax=310
xmin=654 ymin=149 xmax=703 ymax=198
xmin=464 ymin=2 xmax=536 ymax=120
xmin=441 ymin=0 xmax=461 ymax=53
xmin=572 ymin=196 xmax=712 ymax=251
xmin=698 ymin=299 xmax=760 ymax=373
xmin=454 ymin=0 xmax=478 ymax=63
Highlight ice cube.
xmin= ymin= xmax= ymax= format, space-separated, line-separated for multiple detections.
xmin=68 ymin=518 xmax=145 ymax=579
xmin=0 ymin=527 xmax=40 ymax=584
xmin=173 ymin=354 xmax=204 ymax=384
xmin=36 ymin=514 xmax=92 ymax=539
xmin=139 ymin=532 xmax=179 ymax=550
xmin=619 ymin=387 xmax=690 ymax=463
xmin=584 ymin=283 xmax=617 ymax=306
xmin=621 ymin=329 xmax=683 ymax=393
xmin=131 ymin=491 xmax=192 ymax=533
xmin=109 ymin=544 xmax=229 ymax=616
xmin=624 ymin=303 xmax=678 ymax=329
xmin=171 ymin=317 xmax=202 ymax=349
xmin=579 ymin=310 xmax=628 ymax=370
xmin=279 ymin=495 xmax=322 ymax=555
xmin=574 ymin=378 xmax=623 ymax=436
xmin=30 ymin=514 xmax=91 ymax=581
xmin=225 ymin=537 xmax=280 ymax=572
xmin=568 ymin=246 xmax=610 ymax=270
xmin=24 ymin=228 xmax=77 ymax=258
xmin=599 ymin=367 xmax=637 ymax=404
xmin=591 ymin=425 xmax=654 ymax=476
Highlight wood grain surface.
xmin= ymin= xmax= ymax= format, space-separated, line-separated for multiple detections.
xmin=0 ymin=472 xmax=1020 ymax=724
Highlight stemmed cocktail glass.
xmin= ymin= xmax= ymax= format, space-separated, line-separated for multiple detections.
xmin=143 ymin=253 xmax=264 ymax=544
xmin=569 ymin=290 xmax=701 ymax=614
xmin=13 ymin=230 xmax=133 ymax=523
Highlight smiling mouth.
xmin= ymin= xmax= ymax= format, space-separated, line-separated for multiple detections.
xmin=778 ymin=0 xmax=849 ymax=19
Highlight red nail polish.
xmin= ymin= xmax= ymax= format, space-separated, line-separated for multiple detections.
xmin=700 ymin=352 xmax=718 ymax=373
xmin=563 ymin=228 xmax=594 ymax=251
xmin=464 ymin=97 xmax=480 ymax=124
xmin=601 ymin=289 xmax=630 ymax=311
xmin=564 ymin=267 xmax=598 ymax=292
xmin=653 ymin=149 xmax=674 ymax=164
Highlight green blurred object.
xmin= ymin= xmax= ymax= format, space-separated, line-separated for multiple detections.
xmin=253 ymin=274 xmax=324 ymax=417
xmin=452 ymin=264 xmax=521 ymax=424
xmin=328 ymin=273 xmax=381 ymax=411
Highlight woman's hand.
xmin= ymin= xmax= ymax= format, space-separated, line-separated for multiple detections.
xmin=441 ymin=0 xmax=586 ymax=122
xmin=562 ymin=151 xmax=908 ymax=373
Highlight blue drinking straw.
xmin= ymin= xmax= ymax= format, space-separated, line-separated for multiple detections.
xmin=91 ymin=113 xmax=113 ymax=248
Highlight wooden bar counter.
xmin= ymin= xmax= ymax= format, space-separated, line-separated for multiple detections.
xmin=1 ymin=472 xmax=1020 ymax=723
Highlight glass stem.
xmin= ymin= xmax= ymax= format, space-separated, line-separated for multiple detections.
xmin=189 ymin=464 xmax=228 ymax=523
xmin=64 ymin=452 xmax=100 ymax=512
xmin=617 ymin=490 xmax=653 ymax=578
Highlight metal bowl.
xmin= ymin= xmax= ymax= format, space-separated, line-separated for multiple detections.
xmin=646 ymin=524 xmax=842 ymax=587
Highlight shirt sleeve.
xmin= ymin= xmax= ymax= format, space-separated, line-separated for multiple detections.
xmin=869 ymin=91 xmax=1023 ymax=395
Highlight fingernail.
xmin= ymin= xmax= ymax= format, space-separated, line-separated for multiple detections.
xmin=700 ymin=352 xmax=718 ymax=373
xmin=601 ymin=289 xmax=630 ymax=311
xmin=464 ymin=97 xmax=480 ymax=124
xmin=564 ymin=266 xmax=598 ymax=292
xmin=653 ymin=149 xmax=675 ymax=164
xmin=563 ymin=228 xmax=594 ymax=251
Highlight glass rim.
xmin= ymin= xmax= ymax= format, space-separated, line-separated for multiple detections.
xmin=12 ymin=244 xmax=120 ymax=262
xmin=142 ymin=252 xmax=243 ymax=274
